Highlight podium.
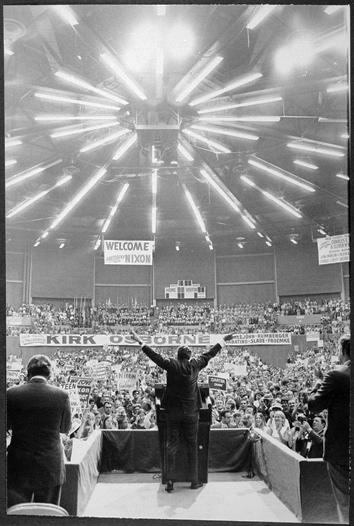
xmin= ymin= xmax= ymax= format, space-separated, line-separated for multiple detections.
xmin=154 ymin=384 xmax=212 ymax=484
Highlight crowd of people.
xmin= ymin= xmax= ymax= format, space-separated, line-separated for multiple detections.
xmin=6 ymin=297 xmax=350 ymax=336
xmin=7 ymin=326 xmax=345 ymax=462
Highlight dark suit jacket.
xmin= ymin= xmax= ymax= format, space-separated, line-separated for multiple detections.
xmin=308 ymin=361 xmax=350 ymax=466
xmin=142 ymin=342 xmax=222 ymax=412
xmin=7 ymin=377 xmax=72 ymax=489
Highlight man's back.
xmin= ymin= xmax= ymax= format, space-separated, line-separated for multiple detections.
xmin=308 ymin=363 xmax=350 ymax=464
xmin=7 ymin=378 xmax=71 ymax=488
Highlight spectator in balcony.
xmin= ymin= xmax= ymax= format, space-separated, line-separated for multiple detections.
xmin=308 ymin=335 xmax=350 ymax=523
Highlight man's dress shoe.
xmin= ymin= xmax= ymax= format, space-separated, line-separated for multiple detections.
xmin=165 ymin=480 xmax=174 ymax=492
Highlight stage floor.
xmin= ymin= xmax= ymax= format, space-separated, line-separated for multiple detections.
xmin=82 ymin=472 xmax=299 ymax=522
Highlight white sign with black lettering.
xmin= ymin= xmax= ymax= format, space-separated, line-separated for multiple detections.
xmin=104 ymin=240 xmax=154 ymax=265
xmin=317 ymin=234 xmax=349 ymax=265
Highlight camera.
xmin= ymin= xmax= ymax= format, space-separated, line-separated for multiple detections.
xmin=298 ymin=415 xmax=307 ymax=424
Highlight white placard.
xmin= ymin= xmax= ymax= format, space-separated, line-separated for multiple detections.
xmin=317 ymin=234 xmax=349 ymax=265
xmin=104 ymin=240 xmax=154 ymax=265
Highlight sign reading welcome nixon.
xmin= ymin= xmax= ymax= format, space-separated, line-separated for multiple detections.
xmin=317 ymin=233 xmax=349 ymax=265
xmin=20 ymin=332 xmax=292 ymax=347
xmin=104 ymin=239 xmax=154 ymax=265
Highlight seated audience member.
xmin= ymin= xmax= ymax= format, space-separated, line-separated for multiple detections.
xmin=254 ymin=412 xmax=266 ymax=430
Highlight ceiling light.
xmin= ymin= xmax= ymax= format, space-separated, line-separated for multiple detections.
xmin=35 ymin=114 xmax=117 ymax=122
xmin=287 ymin=142 xmax=345 ymax=157
xmin=6 ymin=175 xmax=72 ymax=219
xmin=189 ymin=72 xmax=263 ymax=106
xmin=5 ymin=47 xmax=14 ymax=56
xmin=262 ymin=191 xmax=302 ymax=218
xmin=152 ymin=169 xmax=157 ymax=195
xmin=51 ymin=121 xmax=120 ymax=139
xmin=55 ymin=70 xmax=128 ymax=105
xmin=248 ymin=158 xmax=315 ymax=192
xmin=198 ymin=96 xmax=283 ymax=114
xmin=247 ymin=5 xmax=277 ymax=30
xmin=341 ymin=133 xmax=349 ymax=139
xmin=191 ymin=124 xmax=258 ymax=141
xmin=183 ymin=129 xmax=231 ymax=153
xmin=183 ymin=185 xmax=207 ymax=234
xmin=199 ymin=115 xmax=280 ymax=123
xmin=175 ymin=56 xmax=223 ymax=103
xmin=100 ymin=53 xmax=147 ymax=100
xmin=49 ymin=167 xmax=107 ymax=231
xmin=257 ymin=232 xmax=264 ymax=238
xmin=35 ymin=92 xmax=121 ymax=111
xmin=59 ymin=242 xmax=65 ymax=249
xmin=176 ymin=244 xmax=180 ymax=251
xmin=336 ymin=200 xmax=348 ymax=208
xmin=336 ymin=173 xmax=349 ymax=181
xmin=5 ymin=159 xmax=17 ymax=167
xmin=293 ymin=159 xmax=319 ymax=170
xmin=33 ymin=240 xmax=41 ymax=247
xmin=94 ymin=238 xmax=101 ymax=251
xmin=201 ymin=168 xmax=240 ymax=212
xmin=52 ymin=6 xmax=78 ymax=26
xmin=240 ymin=175 xmax=256 ymax=187
xmin=102 ymin=183 xmax=129 ymax=234
xmin=326 ymin=83 xmax=349 ymax=93
xmin=205 ymin=235 xmax=211 ymax=244
xmin=5 ymin=139 xmax=22 ymax=149
xmin=80 ymin=129 xmax=130 ymax=153
xmin=177 ymin=143 xmax=194 ymax=161
xmin=241 ymin=215 xmax=256 ymax=229
xmin=290 ymin=237 xmax=298 ymax=245
xmin=6 ymin=159 xmax=63 ymax=189
xmin=112 ymin=133 xmax=137 ymax=160
xmin=209 ymin=244 xmax=214 ymax=251
xmin=41 ymin=232 xmax=49 ymax=239
xmin=265 ymin=240 xmax=272 ymax=247
xmin=324 ymin=6 xmax=343 ymax=15
xmin=318 ymin=228 xmax=327 ymax=236
xmin=318 ymin=118 xmax=346 ymax=123
xmin=152 ymin=206 xmax=157 ymax=234
xmin=237 ymin=242 xmax=244 ymax=249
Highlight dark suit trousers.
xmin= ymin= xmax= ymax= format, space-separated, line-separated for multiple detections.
xmin=166 ymin=407 xmax=199 ymax=483
xmin=327 ymin=462 xmax=349 ymax=523
xmin=8 ymin=483 xmax=62 ymax=507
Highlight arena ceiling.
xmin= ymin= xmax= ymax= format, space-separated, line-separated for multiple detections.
xmin=4 ymin=4 xmax=349 ymax=254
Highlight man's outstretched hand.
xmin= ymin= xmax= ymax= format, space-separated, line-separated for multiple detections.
xmin=223 ymin=333 xmax=234 ymax=342
xmin=130 ymin=329 xmax=142 ymax=345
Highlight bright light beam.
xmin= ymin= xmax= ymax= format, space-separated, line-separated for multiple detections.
xmin=287 ymin=142 xmax=345 ymax=157
xmin=55 ymin=70 xmax=128 ymax=105
xmin=5 ymin=159 xmax=17 ymax=167
xmin=35 ymin=114 xmax=117 ymax=122
xmin=49 ymin=167 xmax=107 ymax=231
xmin=189 ymin=72 xmax=263 ymax=107
xmin=177 ymin=143 xmax=194 ymax=161
xmin=183 ymin=129 xmax=231 ymax=153
xmin=200 ymin=168 xmax=240 ymax=212
xmin=246 ymin=5 xmax=277 ymax=30
xmin=112 ymin=133 xmax=137 ymax=160
xmin=175 ymin=56 xmax=223 ymax=103
xmin=199 ymin=115 xmax=280 ymax=122
xmin=6 ymin=175 xmax=72 ymax=218
xmin=197 ymin=95 xmax=283 ymax=114
xmin=151 ymin=206 xmax=157 ymax=234
xmin=102 ymin=183 xmax=129 ymax=233
xmin=51 ymin=121 xmax=120 ymax=139
xmin=191 ymin=124 xmax=259 ymax=141
xmin=79 ymin=128 xmax=130 ymax=153
xmin=35 ymin=92 xmax=121 ymax=111
xmin=51 ymin=5 xmax=79 ymax=26
xmin=100 ymin=53 xmax=147 ymax=100
xmin=293 ymin=160 xmax=319 ymax=170
xmin=5 ymin=139 xmax=22 ymax=149
xmin=183 ymin=185 xmax=207 ymax=234
xmin=248 ymin=158 xmax=315 ymax=192
xmin=152 ymin=169 xmax=157 ymax=195
xmin=6 ymin=159 xmax=63 ymax=189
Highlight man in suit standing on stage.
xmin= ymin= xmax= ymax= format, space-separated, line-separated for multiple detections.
xmin=130 ymin=329 xmax=234 ymax=492
xmin=308 ymin=335 xmax=350 ymax=523
xmin=7 ymin=354 xmax=72 ymax=507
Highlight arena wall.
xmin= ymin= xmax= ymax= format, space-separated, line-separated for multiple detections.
xmin=6 ymin=242 xmax=346 ymax=307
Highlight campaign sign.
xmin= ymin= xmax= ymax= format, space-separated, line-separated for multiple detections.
xmin=317 ymin=234 xmax=349 ymax=265
xmin=208 ymin=376 xmax=227 ymax=391
xmin=104 ymin=240 xmax=154 ymax=265
xmin=76 ymin=378 xmax=92 ymax=407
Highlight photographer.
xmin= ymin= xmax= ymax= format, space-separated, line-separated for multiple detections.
xmin=287 ymin=413 xmax=309 ymax=454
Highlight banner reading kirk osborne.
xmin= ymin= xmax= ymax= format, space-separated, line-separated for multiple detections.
xmin=104 ymin=240 xmax=154 ymax=265
xmin=19 ymin=333 xmax=292 ymax=347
